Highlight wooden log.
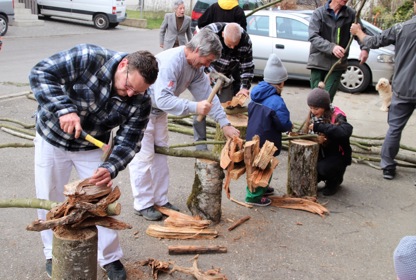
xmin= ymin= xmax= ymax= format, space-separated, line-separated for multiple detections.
xmin=287 ymin=139 xmax=319 ymax=197
xmin=52 ymin=226 xmax=98 ymax=279
xmin=187 ymin=159 xmax=224 ymax=224
xmin=228 ymin=215 xmax=251 ymax=231
xmin=168 ymin=245 xmax=227 ymax=255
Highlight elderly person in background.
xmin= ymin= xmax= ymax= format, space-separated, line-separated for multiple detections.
xmin=159 ymin=0 xmax=192 ymax=50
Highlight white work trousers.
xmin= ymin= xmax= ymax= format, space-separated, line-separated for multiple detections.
xmin=34 ymin=134 xmax=123 ymax=267
xmin=128 ymin=113 xmax=169 ymax=211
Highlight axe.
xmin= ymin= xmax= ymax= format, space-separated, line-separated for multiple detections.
xmin=80 ymin=130 xmax=112 ymax=161
xmin=197 ymin=70 xmax=231 ymax=122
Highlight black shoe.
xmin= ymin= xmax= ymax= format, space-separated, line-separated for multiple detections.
xmin=103 ymin=260 xmax=127 ymax=280
xmin=264 ymin=186 xmax=275 ymax=196
xmin=134 ymin=206 xmax=162 ymax=221
xmin=322 ymin=185 xmax=340 ymax=196
xmin=45 ymin=259 xmax=52 ymax=278
xmin=161 ymin=202 xmax=180 ymax=212
xmin=245 ymin=197 xmax=271 ymax=207
xmin=383 ymin=169 xmax=395 ymax=180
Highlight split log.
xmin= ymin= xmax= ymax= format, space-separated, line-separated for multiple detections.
xmin=52 ymin=226 xmax=98 ymax=279
xmin=244 ymin=136 xmax=260 ymax=192
xmin=227 ymin=216 xmax=251 ymax=231
xmin=187 ymin=158 xmax=224 ymax=224
xmin=146 ymin=224 xmax=218 ymax=240
xmin=168 ymin=245 xmax=227 ymax=255
xmin=287 ymin=139 xmax=319 ymax=197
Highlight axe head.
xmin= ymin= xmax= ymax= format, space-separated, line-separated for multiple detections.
xmin=209 ymin=70 xmax=231 ymax=85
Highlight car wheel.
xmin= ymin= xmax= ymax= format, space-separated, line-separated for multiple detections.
xmin=0 ymin=14 xmax=8 ymax=36
xmin=339 ymin=60 xmax=371 ymax=93
xmin=93 ymin=14 xmax=110 ymax=29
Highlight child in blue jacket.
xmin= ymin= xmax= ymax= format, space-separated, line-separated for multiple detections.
xmin=245 ymin=54 xmax=292 ymax=206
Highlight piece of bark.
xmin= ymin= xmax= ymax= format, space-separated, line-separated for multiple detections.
xmin=52 ymin=226 xmax=98 ymax=279
xmin=169 ymin=255 xmax=227 ymax=280
xmin=287 ymin=139 xmax=319 ymax=197
xmin=228 ymin=216 xmax=251 ymax=231
xmin=146 ymin=224 xmax=218 ymax=240
xmin=269 ymin=196 xmax=329 ymax=217
xmin=168 ymin=245 xmax=227 ymax=255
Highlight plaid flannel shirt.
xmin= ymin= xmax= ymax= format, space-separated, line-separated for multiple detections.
xmin=203 ymin=22 xmax=254 ymax=90
xmin=29 ymin=44 xmax=151 ymax=179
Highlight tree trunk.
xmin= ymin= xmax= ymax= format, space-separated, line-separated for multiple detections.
xmin=187 ymin=159 xmax=224 ymax=224
xmin=52 ymin=226 xmax=98 ymax=279
xmin=287 ymin=139 xmax=319 ymax=197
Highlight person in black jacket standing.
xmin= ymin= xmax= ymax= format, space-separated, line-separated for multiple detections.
xmin=350 ymin=1 xmax=416 ymax=181
xmin=307 ymin=0 xmax=369 ymax=101
xmin=197 ymin=0 xmax=246 ymax=30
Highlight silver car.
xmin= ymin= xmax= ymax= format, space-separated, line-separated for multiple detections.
xmin=246 ymin=10 xmax=395 ymax=93
xmin=0 ymin=0 xmax=14 ymax=36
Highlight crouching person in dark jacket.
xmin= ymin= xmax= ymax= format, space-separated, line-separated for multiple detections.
xmin=302 ymin=88 xmax=353 ymax=196
xmin=245 ymin=54 xmax=292 ymax=206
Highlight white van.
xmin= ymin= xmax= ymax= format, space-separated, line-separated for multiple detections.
xmin=36 ymin=0 xmax=127 ymax=29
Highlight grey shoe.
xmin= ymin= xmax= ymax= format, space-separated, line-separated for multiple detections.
xmin=161 ymin=202 xmax=180 ymax=212
xmin=102 ymin=260 xmax=126 ymax=280
xmin=45 ymin=259 xmax=52 ymax=278
xmin=135 ymin=206 xmax=162 ymax=221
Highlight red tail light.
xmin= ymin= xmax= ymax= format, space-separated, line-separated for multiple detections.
xmin=112 ymin=6 xmax=116 ymax=14
xmin=191 ymin=11 xmax=203 ymax=21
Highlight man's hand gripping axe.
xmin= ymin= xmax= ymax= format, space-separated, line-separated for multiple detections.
xmin=196 ymin=70 xmax=231 ymax=122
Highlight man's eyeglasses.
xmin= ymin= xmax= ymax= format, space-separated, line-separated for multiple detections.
xmin=125 ymin=69 xmax=145 ymax=96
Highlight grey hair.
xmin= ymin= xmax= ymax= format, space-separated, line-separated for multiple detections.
xmin=224 ymin=23 xmax=243 ymax=43
xmin=185 ymin=28 xmax=222 ymax=59
xmin=173 ymin=0 xmax=184 ymax=10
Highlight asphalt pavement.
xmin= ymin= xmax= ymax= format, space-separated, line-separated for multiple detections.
xmin=1 ymin=19 xmax=416 ymax=280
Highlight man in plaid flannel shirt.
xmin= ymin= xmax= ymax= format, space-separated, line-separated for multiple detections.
xmin=29 ymin=44 xmax=158 ymax=280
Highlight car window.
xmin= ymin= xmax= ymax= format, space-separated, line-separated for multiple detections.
xmin=194 ymin=0 xmax=216 ymax=11
xmin=239 ymin=0 xmax=262 ymax=10
xmin=247 ymin=15 xmax=269 ymax=37
xmin=276 ymin=17 xmax=308 ymax=41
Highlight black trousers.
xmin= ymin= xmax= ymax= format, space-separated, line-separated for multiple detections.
xmin=317 ymin=155 xmax=347 ymax=189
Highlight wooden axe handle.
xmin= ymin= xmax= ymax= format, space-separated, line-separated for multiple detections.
xmin=196 ymin=79 xmax=224 ymax=122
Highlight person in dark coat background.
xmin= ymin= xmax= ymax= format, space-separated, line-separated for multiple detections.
xmin=245 ymin=53 xmax=292 ymax=206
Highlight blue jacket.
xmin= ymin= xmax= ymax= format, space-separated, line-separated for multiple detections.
xmin=246 ymin=81 xmax=292 ymax=156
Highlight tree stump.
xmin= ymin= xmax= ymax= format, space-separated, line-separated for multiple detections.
xmin=187 ymin=159 xmax=224 ymax=224
xmin=287 ymin=139 xmax=319 ymax=197
xmin=52 ymin=226 xmax=98 ymax=279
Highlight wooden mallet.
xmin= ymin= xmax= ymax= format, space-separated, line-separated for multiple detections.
xmin=196 ymin=71 xmax=231 ymax=122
